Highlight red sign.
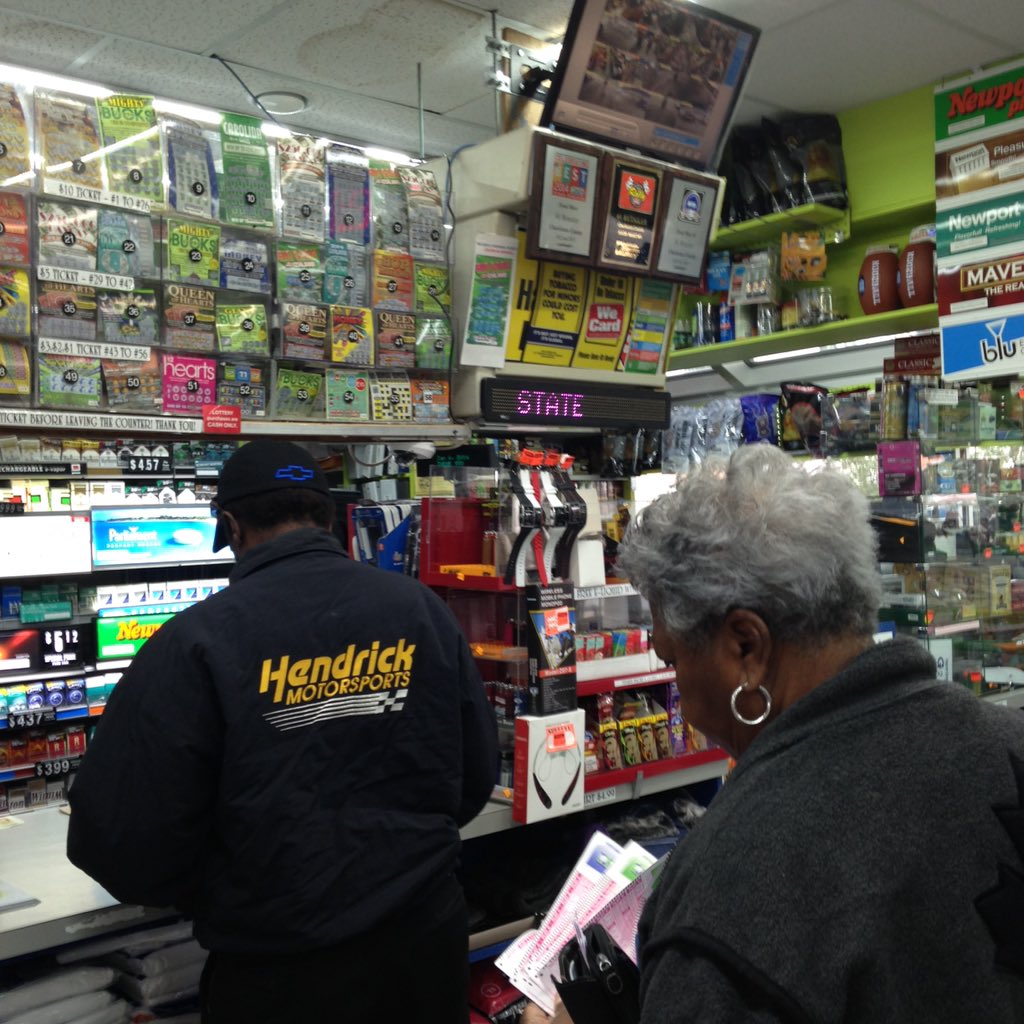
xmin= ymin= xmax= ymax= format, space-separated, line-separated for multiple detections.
xmin=202 ymin=404 xmax=241 ymax=434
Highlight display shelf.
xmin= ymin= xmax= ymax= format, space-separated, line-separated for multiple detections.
xmin=981 ymin=685 xmax=1024 ymax=709
xmin=709 ymin=203 xmax=850 ymax=252
xmin=583 ymin=747 xmax=726 ymax=794
xmin=460 ymin=749 xmax=728 ymax=840
xmin=666 ymin=303 xmax=938 ymax=371
xmin=576 ymin=667 xmax=674 ymax=697
xmin=850 ymin=196 xmax=935 ymax=236
xmin=0 ymin=407 xmax=472 ymax=446
xmin=420 ymin=572 xmax=518 ymax=593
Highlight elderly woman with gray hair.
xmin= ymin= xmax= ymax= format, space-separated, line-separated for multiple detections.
xmin=523 ymin=444 xmax=1024 ymax=1024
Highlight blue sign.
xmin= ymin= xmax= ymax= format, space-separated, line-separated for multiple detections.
xmin=941 ymin=308 xmax=1024 ymax=381
xmin=91 ymin=505 xmax=231 ymax=569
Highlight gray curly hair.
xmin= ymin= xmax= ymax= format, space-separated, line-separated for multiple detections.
xmin=616 ymin=445 xmax=882 ymax=648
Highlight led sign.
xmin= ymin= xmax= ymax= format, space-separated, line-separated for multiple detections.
xmin=481 ymin=378 xmax=670 ymax=429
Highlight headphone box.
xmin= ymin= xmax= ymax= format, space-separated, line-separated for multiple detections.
xmin=512 ymin=710 xmax=586 ymax=824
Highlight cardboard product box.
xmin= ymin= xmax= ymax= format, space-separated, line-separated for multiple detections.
xmin=512 ymin=710 xmax=586 ymax=824
xmin=877 ymin=440 xmax=921 ymax=497
xmin=468 ymin=960 xmax=529 ymax=1024
xmin=988 ymin=564 xmax=1012 ymax=617
xmin=525 ymin=583 xmax=577 ymax=715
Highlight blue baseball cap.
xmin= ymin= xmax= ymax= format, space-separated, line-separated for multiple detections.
xmin=212 ymin=440 xmax=330 ymax=551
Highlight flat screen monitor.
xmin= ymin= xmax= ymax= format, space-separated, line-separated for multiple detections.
xmin=91 ymin=505 xmax=233 ymax=570
xmin=0 ymin=512 xmax=93 ymax=578
xmin=542 ymin=0 xmax=760 ymax=170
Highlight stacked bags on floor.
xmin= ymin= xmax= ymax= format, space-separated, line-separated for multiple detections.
xmin=0 ymin=966 xmax=129 ymax=1024
xmin=54 ymin=921 xmax=205 ymax=1022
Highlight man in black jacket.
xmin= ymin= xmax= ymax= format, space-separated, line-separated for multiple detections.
xmin=68 ymin=439 xmax=498 ymax=1024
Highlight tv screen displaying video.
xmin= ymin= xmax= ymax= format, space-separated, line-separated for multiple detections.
xmin=543 ymin=0 xmax=760 ymax=170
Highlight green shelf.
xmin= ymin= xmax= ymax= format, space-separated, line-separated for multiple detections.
xmin=851 ymin=196 xmax=936 ymax=237
xmin=709 ymin=203 xmax=850 ymax=251
xmin=667 ymin=304 xmax=938 ymax=371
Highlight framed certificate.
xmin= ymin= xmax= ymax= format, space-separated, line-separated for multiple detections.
xmin=651 ymin=168 xmax=721 ymax=285
xmin=596 ymin=155 xmax=663 ymax=274
xmin=525 ymin=133 xmax=602 ymax=265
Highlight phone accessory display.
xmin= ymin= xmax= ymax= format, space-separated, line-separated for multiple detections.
xmin=503 ymin=449 xmax=545 ymax=587
xmin=532 ymin=734 xmax=581 ymax=809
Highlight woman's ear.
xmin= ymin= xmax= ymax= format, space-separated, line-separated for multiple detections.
xmin=720 ymin=608 xmax=772 ymax=681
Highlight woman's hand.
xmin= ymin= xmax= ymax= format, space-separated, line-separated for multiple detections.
xmin=520 ymin=998 xmax=575 ymax=1024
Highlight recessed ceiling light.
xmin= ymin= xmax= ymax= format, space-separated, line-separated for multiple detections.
xmin=255 ymin=91 xmax=308 ymax=115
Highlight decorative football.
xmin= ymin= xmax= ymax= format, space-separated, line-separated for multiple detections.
xmin=857 ymin=246 xmax=901 ymax=315
xmin=897 ymin=239 xmax=935 ymax=307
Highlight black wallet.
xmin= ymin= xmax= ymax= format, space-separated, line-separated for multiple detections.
xmin=554 ymin=923 xmax=640 ymax=1024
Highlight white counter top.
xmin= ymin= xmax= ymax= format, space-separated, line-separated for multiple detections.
xmin=0 ymin=807 xmax=176 ymax=961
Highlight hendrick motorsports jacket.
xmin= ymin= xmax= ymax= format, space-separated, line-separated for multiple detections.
xmin=67 ymin=528 xmax=498 ymax=954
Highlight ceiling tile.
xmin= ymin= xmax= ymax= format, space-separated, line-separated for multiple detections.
xmin=0 ymin=16 xmax=104 ymax=71
xmin=743 ymin=0 xmax=1014 ymax=114
xmin=0 ymin=0 xmax=285 ymax=52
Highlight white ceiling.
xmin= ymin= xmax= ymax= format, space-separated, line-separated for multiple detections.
xmin=1 ymin=0 xmax=1022 ymax=159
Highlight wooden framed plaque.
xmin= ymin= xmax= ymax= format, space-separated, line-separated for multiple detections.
xmin=525 ymin=132 xmax=602 ymax=265
xmin=596 ymin=155 xmax=663 ymax=273
xmin=650 ymin=168 xmax=721 ymax=285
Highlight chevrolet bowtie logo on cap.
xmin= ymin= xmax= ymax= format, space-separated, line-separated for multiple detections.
xmin=275 ymin=465 xmax=315 ymax=481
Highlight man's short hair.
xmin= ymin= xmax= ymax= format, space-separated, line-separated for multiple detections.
xmin=224 ymin=488 xmax=335 ymax=535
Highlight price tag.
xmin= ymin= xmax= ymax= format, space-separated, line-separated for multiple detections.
xmin=0 ymin=502 xmax=26 ymax=515
xmin=125 ymin=455 xmax=172 ymax=475
xmin=8 ymin=709 xmax=57 ymax=730
xmin=35 ymin=756 xmax=80 ymax=779
xmin=583 ymin=785 xmax=619 ymax=807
